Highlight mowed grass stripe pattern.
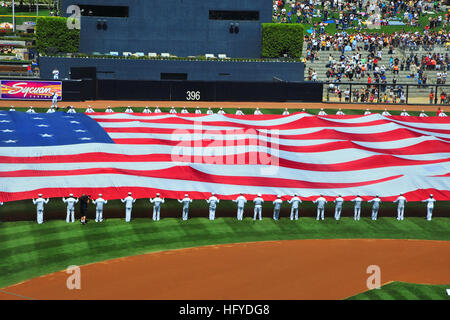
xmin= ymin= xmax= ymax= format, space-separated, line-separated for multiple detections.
xmin=346 ymin=282 xmax=450 ymax=300
xmin=0 ymin=217 xmax=449 ymax=289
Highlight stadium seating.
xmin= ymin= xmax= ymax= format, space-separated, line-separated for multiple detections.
xmin=302 ymin=41 xmax=449 ymax=101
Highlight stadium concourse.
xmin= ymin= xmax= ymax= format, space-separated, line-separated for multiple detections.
xmin=1 ymin=100 xmax=447 ymax=112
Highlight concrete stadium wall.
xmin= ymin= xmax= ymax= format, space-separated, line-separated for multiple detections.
xmin=39 ymin=56 xmax=304 ymax=82
xmin=62 ymin=0 xmax=272 ymax=58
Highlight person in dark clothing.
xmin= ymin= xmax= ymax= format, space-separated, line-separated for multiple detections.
xmin=79 ymin=194 xmax=91 ymax=223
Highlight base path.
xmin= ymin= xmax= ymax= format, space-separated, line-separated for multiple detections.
xmin=0 ymin=100 xmax=445 ymax=111
xmin=1 ymin=239 xmax=449 ymax=300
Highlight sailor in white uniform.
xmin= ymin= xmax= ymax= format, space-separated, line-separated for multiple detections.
xmin=47 ymin=106 xmax=56 ymax=113
xmin=93 ymin=194 xmax=108 ymax=222
xmin=394 ymin=194 xmax=407 ymax=220
xmin=419 ymin=110 xmax=428 ymax=117
xmin=235 ymin=108 xmax=245 ymax=115
xmin=381 ymin=109 xmax=391 ymax=116
xmin=154 ymin=106 xmax=162 ymax=113
xmin=121 ymin=192 xmax=136 ymax=222
xmin=351 ymin=195 xmax=363 ymax=220
xmin=288 ymin=193 xmax=302 ymax=220
xmin=364 ymin=109 xmax=371 ymax=115
xmin=334 ymin=195 xmax=344 ymax=220
xmin=254 ymin=108 xmax=263 ymax=115
xmin=150 ymin=193 xmax=164 ymax=221
xmin=282 ymin=108 xmax=290 ymax=115
xmin=33 ymin=194 xmax=49 ymax=224
xmin=67 ymin=106 xmax=76 ymax=113
xmin=217 ymin=107 xmax=226 ymax=115
xmin=421 ymin=194 xmax=436 ymax=221
xmin=52 ymin=92 xmax=59 ymax=108
xmin=206 ymin=107 xmax=214 ymax=115
xmin=233 ymin=193 xmax=247 ymax=220
xmin=169 ymin=106 xmax=177 ymax=114
xmin=26 ymin=106 xmax=36 ymax=113
xmin=178 ymin=194 xmax=192 ymax=220
xmin=143 ymin=106 xmax=152 ymax=114
xmin=85 ymin=105 xmax=95 ymax=113
xmin=62 ymin=194 xmax=79 ymax=223
xmin=206 ymin=193 xmax=219 ymax=220
xmin=314 ymin=195 xmax=327 ymax=220
xmin=336 ymin=108 xmax=345 ymax=115
xmin=125 ymin=106 xmax=134 ymax=113
xmin=273 ymin=195 xmax=283 ymax=220
xmin=253 ymin=193 xmax=264 ymax=220
xmin=368 ymin=195 xmax=381 ymax=220
xmin=181 ymin=107 xmax=189 ymax=114
xmin=400 ymin=109 xmax=410 ymax=116
xmin=105 ymin=106 xmax=114 ymax=113
xmin=9 ymin=106 xmax=15 ymax=112
xmin=318 ymin=108 xmax=327 ymax=116
xmin=195 ymin=107 xmax=202 ymax=114
xmin=52 ymin=68 xmax=59 ymax=79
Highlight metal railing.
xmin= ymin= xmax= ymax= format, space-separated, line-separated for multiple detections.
xmin=322 ymin=81 xmax=450 ymax=105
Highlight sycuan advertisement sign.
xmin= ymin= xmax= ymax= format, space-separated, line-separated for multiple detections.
xmin=0 ymin=80 xmax=62 ymax=100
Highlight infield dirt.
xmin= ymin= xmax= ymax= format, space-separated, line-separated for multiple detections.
xmin=1 ymin=239 xmax=449 ymax=300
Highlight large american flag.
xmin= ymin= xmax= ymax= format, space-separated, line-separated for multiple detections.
xmin=0 ymin=110 xmax=449 ymax=202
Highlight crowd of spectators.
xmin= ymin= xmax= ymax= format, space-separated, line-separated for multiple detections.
xmin=326 ymin=81 xmax=450 ymax=104
xmin=305 ymin=30 xmax=450 ymax=55
xmin=326 ymin=82 xmax=409 ymax=104
xmin=273 ymin=0 xmax=447 ymax=29
xmin=304 ymin=30 xmax=450 ymax=86
xmin=273 ymin=0 xmax=450 ymax=104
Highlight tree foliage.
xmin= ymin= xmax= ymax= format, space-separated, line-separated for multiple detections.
xmin=36 ymin=16 xmax=79 ymax=54
xmin=261 ymin=23 xmax=304 ymax=59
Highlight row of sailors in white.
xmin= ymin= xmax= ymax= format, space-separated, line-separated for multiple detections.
xmin=10 ymin=105 xmax=448 ymax=117
xmin=331 ymin=108 xmax=448 ymax=117
xmin=19 ymin=193 xmax=438 ymax=224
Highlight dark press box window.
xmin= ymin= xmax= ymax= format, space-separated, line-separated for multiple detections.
xmin=161 ymin=73 xmax=188 ymax=80
xmin=209 ymin=10 xmax=259 ymax=21
xmin=78 ymin=5 xmax=129 ymax=17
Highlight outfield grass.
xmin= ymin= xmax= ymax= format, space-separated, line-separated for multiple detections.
xmin=346 ymin=281 xmax=450 ymax=300
xmin=0 ymin=6 xmax=51 ymax=24
xmin=0 ymin=217 xmax=449 ymax=289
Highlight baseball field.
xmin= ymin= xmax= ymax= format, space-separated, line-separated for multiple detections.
xmin=0 ymin=103 xmax=449 ymax=300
